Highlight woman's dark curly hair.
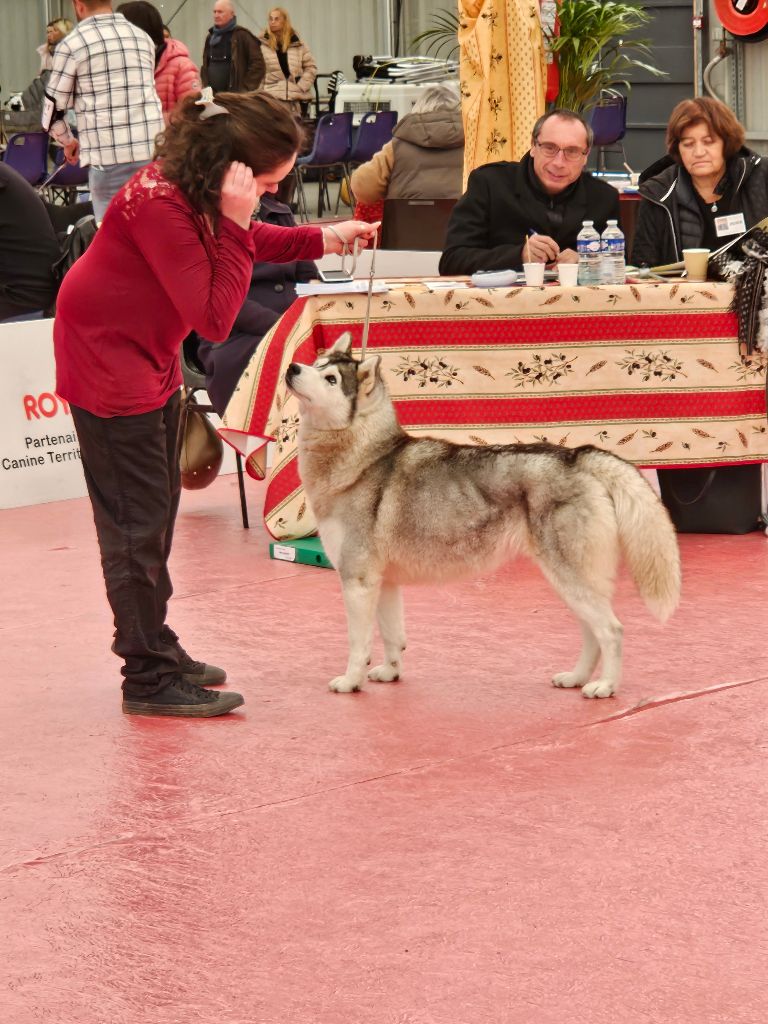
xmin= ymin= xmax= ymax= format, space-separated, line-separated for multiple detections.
xmin=155 ymin=91 xmax=304 ymax=218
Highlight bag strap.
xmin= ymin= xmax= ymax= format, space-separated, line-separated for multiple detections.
xmin=667 ymin=469 xmax=717 ymax=506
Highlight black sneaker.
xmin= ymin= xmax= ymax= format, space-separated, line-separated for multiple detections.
xmin=177 ymin=651 xmax=227 ymax=687
xmin=122 ymin=679 xmax=244 ymax=718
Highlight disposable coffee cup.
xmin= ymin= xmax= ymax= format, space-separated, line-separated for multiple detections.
xmin=523 ymin=262 xmax=545 ymax=286
xmin=682 ymin=248 xmax=709 ymax=282
xmin=556 ymin=263 xmax=579 ymax=287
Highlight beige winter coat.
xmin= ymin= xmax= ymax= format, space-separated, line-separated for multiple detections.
xmin=350 ymin=108 xmax=465 ymax=204
xmin=257 ymin=33 xmax=317 ymax=106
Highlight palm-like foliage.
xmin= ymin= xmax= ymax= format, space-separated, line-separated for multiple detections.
xmin=410 ymin=9 xmax=460 ymax=59
xmin=548 ymin=0 xmax=666 ymax=112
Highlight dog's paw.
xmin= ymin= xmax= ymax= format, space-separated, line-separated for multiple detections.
xmin=368 ymin=663 xmax=400 ymax=683
xmin=552 ymin=671 xmax=587 ymax=689
xmin=328 ymin=675 xmax=361 ymax=693
xmin=581 ymin=679 xmax=616 ymax=699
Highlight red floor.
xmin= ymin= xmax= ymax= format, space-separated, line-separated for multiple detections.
xmin=2 ymin=474 xmax=768 ymax=1023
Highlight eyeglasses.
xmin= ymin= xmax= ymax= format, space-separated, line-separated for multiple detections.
xmin=534 ymin=141 xmax=588 ymax=162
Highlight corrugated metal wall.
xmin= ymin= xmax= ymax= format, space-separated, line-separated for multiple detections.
xmin=6 ymin=2 xmax=765 ymax=149
xmin=0 ymin=0 xmax=451 ymax=106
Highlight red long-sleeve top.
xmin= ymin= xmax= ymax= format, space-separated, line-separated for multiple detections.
xmin=54 ymin=162 xmax=323 ymax=417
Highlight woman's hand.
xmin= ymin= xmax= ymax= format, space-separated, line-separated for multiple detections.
xmin=220 ymin=162 xmax=259 ymax=230
xmin=322 ymin=220 xmax=381 ymax=254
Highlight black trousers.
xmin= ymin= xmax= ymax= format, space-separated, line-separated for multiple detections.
xmin=71 ymin=391 xmax=185 ymax=697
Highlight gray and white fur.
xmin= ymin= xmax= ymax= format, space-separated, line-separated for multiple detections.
xmin=286 ymin=334 xmax=681 ymax=698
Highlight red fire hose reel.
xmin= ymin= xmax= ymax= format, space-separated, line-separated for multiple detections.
xmin=713 ymin=0 xmax=768 ymax=41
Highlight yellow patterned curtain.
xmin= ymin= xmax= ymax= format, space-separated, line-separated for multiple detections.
xmin=459 ymin=0 xmax=546 ymax=185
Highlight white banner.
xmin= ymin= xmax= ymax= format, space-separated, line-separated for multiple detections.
xmin=0 ymin=319 xmax=88 ymax=509
xmin=0 ymin=319 xmax=238 ymax=510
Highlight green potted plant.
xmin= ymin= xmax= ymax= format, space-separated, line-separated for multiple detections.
xmin=409 ymin=2 xmax=666 ymax=113
xmin=545 ymin=0 xmax=666 ymax=112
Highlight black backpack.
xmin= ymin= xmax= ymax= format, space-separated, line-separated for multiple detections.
xmin=51 ymin=214 xmax=98 ymax=283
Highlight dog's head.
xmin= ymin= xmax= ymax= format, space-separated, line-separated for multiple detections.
xmin=285 ymin=333 xmax=383 ymax=431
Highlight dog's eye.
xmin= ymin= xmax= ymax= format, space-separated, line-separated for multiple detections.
xmin=325 ymin=374 xmax=338 ymax=386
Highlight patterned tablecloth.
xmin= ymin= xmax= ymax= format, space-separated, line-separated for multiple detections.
xmin=221 ymin=280 xmax=768 ymax=540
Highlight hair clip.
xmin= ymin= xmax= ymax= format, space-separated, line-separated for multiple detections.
xmin=195 ymin=87 xmax=229 ymax=121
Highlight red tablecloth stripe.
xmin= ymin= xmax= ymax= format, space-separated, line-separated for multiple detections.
xmin=394 ymin=389 xmax=766 ymax=425
xmin=249 ymin=298 xmax=310 ymax=433
xmin=303 ymin=310 xmax=739 ymax=349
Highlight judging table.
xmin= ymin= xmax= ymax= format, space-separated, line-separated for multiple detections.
xmin=221 ymin=280 xmax=768 ymax=540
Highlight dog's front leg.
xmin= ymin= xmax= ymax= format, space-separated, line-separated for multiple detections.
xmin=328 ymin=574 xmax=382 ymax=693
xmin=368 ymin=583 xmax=406 ymax=683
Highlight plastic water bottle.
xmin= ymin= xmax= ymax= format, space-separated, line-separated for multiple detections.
xmin=577 ymin=220 xmax=602 ymax=285
xmin=600 ymin=219 xmax=626 ymax=285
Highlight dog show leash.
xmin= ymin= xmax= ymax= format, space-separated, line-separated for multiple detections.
xmin=326 ymin=225 xmax=379 ymax=359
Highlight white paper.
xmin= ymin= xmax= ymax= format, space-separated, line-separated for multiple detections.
xmin=296 ymin=280 xmax=389 ymax=296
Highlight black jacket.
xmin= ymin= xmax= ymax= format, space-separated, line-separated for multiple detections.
xmin=201 ymin=24 xmax=265 ymax=93
xmin=0 ymin=164 xmax=60 ymax=319
xmin=439 ymin=154 xmax=621 ymax=275
xmin=631 ymin=148 xmax=768 ymax=267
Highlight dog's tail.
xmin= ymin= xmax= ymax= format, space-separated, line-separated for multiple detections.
xmin=580 ymin=450 xmax=681 ymax=621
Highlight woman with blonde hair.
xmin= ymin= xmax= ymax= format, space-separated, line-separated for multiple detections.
xmin=257 ymin=7 xmax=317 ymax=115
xmin=37 ymin=18 xmax=73 ymax=73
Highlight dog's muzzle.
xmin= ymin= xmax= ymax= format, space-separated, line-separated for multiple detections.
xmin=285 ymin=363 xmax=302 ymax=389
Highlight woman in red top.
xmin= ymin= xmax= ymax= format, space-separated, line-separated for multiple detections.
xmin=56 ymin=89 xmax=376 ymax=718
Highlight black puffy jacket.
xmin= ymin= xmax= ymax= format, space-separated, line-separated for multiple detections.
xmin=630 ymin=148 xmax=768 ymax=267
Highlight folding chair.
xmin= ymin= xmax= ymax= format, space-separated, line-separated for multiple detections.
xmin=380 ymin=197 xmax=458 ymax=251
xmin=294 ymin=111 xmax=353 ymax=221
xmin=1 ymin=131 xmax=48 ymax=186
xmin=590 ymin=92 xmax=628 ymax=173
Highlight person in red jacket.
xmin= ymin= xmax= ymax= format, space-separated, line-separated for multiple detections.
xmin=55 ymin=89 xmax=377 ymax=718
xmin=118 ymin=2 xmax=201 ymax=123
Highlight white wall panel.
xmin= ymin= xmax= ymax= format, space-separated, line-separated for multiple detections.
xmin=0 ymin=0 xmax=48 ymax=100
xmin=160 ymin=0 xmax=389 ymax=83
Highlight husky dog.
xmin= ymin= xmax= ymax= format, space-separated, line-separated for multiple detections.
xmin=286 ymin=334 xmax=681 ymax=698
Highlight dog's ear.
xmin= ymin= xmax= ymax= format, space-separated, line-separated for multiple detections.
xmin=357 ymin=355 xmax=381 ymax=399
xmin=326 ymin=332 xmax=353 ymax=358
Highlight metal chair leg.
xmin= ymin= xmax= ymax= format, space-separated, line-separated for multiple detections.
xmin=294 ymin=168 xmax=309 ymax=223
xmin=235 ymin=452 xmax=249 ymax=529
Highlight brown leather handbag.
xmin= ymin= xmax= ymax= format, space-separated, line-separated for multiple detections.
xmin=178 ymin=391 xmax=223 ymax=490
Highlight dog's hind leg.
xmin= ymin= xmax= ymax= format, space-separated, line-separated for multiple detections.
xmin=536 ymin=535 xmax=623 ymax=698
xmin=552 ymin=621 xmax=600 ymax=691
xmin=368 ymin=583 xmax=406 ymax=683
xmin=545 ymin=572 xmax=623 ymax=698
xmin=329 ymin=573 xmax=382 ymax=693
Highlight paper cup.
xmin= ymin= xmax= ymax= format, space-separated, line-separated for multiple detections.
xmin=523 ymin=262 xmax=545 ymax=286
xmin=556 ymin=263 xmax=579 ymax=287
xmin=682 ymin=248 xmax=709 ymax=282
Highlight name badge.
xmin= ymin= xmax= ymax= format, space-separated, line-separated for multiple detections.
xmin=714 ymin=213 xmax=746 ymax=237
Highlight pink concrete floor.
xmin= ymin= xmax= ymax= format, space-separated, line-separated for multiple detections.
xmin=2 ymin=474 xmax=768 ymax=1023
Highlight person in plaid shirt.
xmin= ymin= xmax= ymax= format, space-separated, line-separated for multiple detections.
xmin=42 ymin=0 xmax=164 ymax=222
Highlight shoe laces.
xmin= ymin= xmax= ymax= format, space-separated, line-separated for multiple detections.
xmin=175 ymin=678 xmax=217 ymax=700
xmin=177 ymin=650 xmax=206 ymax=673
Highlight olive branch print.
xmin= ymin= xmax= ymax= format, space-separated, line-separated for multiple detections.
xmin=393 ymin=355 xmax=463 ymax=388
xmin=505 ymin=353 xmax=576 ymax=388
xmin=616 ymin=349 xmax=687 ymax=382
xmin=730 ymin=355 xmax=768 ymax=383
xmin=275 ymin=413 xmax=300 ymax=451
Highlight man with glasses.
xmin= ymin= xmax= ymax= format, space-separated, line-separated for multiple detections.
xmin=439 ymin=109 xmax=620 ymax=275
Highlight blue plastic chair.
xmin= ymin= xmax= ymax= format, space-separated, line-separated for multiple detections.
xmin=294 ymin=111 xmax=353 ymax=221
xmin=590 ymin=93 xmax=628 ymax=172
xmin=1 ymin=131 xmax=48 ymax=186
xmin=348 ymin=110 xmax=399 ymax=166
xmin=47 ymin=146 xmax=90 ymax=203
